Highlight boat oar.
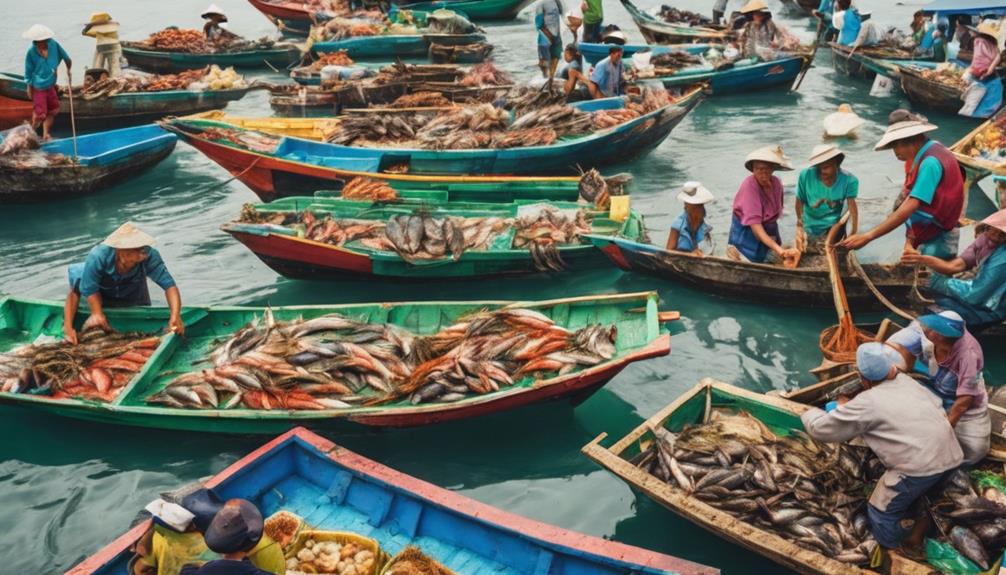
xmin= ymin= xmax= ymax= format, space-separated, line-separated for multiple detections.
xmin=66 ymin=68 xmax=79 ymax=162
xmin=791 ymin=18 xmax=824 ymax=92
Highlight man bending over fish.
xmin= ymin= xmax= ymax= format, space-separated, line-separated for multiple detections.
xmin=63 ymin=222 xmax=184 ymax=344
xmin=801 ymin=342 xmax=963 ymax=560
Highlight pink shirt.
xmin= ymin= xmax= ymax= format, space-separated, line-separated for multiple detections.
xmin=732 ymin=174 xmax=784 ymax=226
xmin=970 ymin=36 xmax=998 ymax=77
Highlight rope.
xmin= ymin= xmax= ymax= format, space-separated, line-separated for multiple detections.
xmin=188 ymin=157 xmax=263 ymax=196
xmin=845 ymin=251 xmax=917 ymax=322
xmin=912 ymin=265 xmax=935 ymax=304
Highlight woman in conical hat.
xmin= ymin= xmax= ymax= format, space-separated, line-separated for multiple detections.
xmin=727 ymin=145 xmax=801 ymax=267
xmin=738 ymin=0 xmax=782 ymax=59
xmin=63 ymin=222 xmax=183 ymax=344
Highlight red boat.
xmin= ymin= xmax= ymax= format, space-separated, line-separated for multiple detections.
xmin=0 ymin=94 xmax=33 ymax=129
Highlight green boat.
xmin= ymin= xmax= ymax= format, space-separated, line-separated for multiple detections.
xmin=0 ymin=291 xmax=671 ymax=433
xmin=397 ymin=0 xmax=535 ymax=21
xmin=120 ymin=43 xmax=303 ymax=73
xmin=222 ymin=197 xmax=644 ymax=279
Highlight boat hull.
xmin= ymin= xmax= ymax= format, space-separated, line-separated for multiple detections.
xmin=587 ymin=236 xmax=918 ymax=309
xmin=619 ymin=0 xmax=729 ymax=45
xmin=899 ymin=65 xmax=963 ymax=114
xmin=68 ymin=427 xmax=717 ymax=575
xmin=120 ymin=45 xmax=302 ymax=72
xmin=397 ymin=0 xmax=535 ymax=20
xmin=655 ymin=55 xmax=806 ymax=94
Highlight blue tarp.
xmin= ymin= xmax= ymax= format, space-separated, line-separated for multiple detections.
xmin=923 ymin=0 xmax=1006 ymax=16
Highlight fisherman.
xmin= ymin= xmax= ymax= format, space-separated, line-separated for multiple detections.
xmin=726 ymin=145 xmax=801 ymax=266
xmin=901 ymin=210 xmax=1006 ymax=332
xmin=712 ymin=0 xmax=730 ymax=27
xmin=959 ymin=20 xmax=1004 ymax=119
xmin=846 ymin=11 xmax=881 ymax=56
xmin=587 ymin=44 xmax=624 ymax=99
xmin=202 ymin=4 xmax=239 ymax=45
xmin=795 ymin=144 xmax=858 ymax=254
xmin=22 ymin=24 xmax=71 ymax=143
xmin=580 ymin=0 xmax=603 ymax=43
xmin=534 ymin=0 xmax=565 ymax=87
xmin=812 ymin=0 xmax=836 ymax=41
xmin=886 ymin=312 xmax=991 ymax=466
xmin=63 ymin=222 xmax=184 ymax=345
xmin=666 ymin=181 xmax=714 ymax=255
xmin=82 ymin=12 xmax=121 ymax=78
xmin=180 ymin=499 xmax=276 ymax=575
xmin=831 ymin=0 xmax=861 ymax=47
xmin=839 ymin=110 xmax=964 ymax=259
xmin=802 ymin=342 xmax=963 ymax=557
xmin=132 ymin=490 xmax=284 ymax=575
xmin=911 ymin=10 xmax=937 ymax=56
xmin=738 ymin=0 xmax=781 ymax=59
xmin=558 ymin=45 xmax=587 ymax=97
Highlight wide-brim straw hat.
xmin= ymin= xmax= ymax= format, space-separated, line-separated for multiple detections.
xmin=602 ymin=30 xmax=627 ymax=45
xmin=22 ymin=24 xmax=55 ymax=41
xmin=808 ymin=144 xmax=845 ymax=167
xmin=740 ymin=0 xmax=769 ymax=14
xmin=202 ymin=3 xmax=228 ymax=19
xmin=87 ymin=12 xmax=119 ymax=27
xmin=970 ymin=20 xmax=1001 ymax=40
xmin=823 ymin=104 xmax=865 ymax=137
xmin=103 ymin=222 xmax=156 ymax=250
xmin=745 ymin=145 xmax=793 ymax=171
xmin=677 ymin=181 xmax=715 ymax=204
xmin=874 ymin=120 xmax=938 ymax=151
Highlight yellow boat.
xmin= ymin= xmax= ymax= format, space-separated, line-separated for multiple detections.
xmin=186 ymin=110 xmax=342 ymax=140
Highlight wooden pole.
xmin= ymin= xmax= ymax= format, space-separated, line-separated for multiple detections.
xmin=65 ymin=67 xmax=78 ymax=162
xmin=791 ymin=18 xmax=825 ymax=92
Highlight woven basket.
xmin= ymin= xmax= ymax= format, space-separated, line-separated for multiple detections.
xmin=380 ymin=546 xmax=458 ymax=575
xmin=285 ymin=529 xmax=389 ymax=575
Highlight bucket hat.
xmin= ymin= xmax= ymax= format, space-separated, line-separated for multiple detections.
xmin=677 ymin=181 xmax=715 ymax=204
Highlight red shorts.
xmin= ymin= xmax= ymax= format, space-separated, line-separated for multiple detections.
xmin=31 ymin=86 xmax=60 ymax=120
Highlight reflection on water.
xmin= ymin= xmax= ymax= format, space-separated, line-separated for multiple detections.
xmin=0 ymin=0 xmax=1002 ymax=573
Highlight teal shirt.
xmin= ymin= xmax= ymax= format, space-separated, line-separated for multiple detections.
xmin=68 ymin=244 xmax=176 ymax=299
xmin=24 ymin=39 xmax=70 ymax=89
xmin=796 ymin=167 xmax=858 ymax=237
xmin=906 ymin=140 xmax=944 ymax=228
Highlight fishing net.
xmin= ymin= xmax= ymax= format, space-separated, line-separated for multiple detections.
xmin=384 ymin=546 xmax=455 ymax=575
xmin=818 ymin=319 xmax=874 ymax=364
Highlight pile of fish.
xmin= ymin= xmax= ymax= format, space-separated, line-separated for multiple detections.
xmin=503 ymin=86 xmax=567 ymax=115
xmin=75 ymin=66 xmax=246 ymax=98
xmin=926 ymin=467 xmax=1006 ymax=570
xmin=340 ymin=176 xmax=398 ymax=200
xmin=303 ymin=51 xmax=355 ymax=71
xmin=593 ymin=88 xmax=671 ymax=129
xmin=0 ymin=124 xmax=67 ymax=169
xmin=390 ymin=91 xmax=453 ymax=108
xmin=315 ymin=17 xmax=383 ymax=40
xmin=657 ymin=5 xmax=714 ymax=26
xmin=514 ymin=205 xmax=592 ymax=271
xmin=636 ymin=410 xmax=882 ymax=564
xmin=136 ymin=28 xmax=212 ymax=52
xmin=920 ymin=62 xmax=968 ymax=90
xmin=147 ymin=306 xmax=617 ymax=409
xmin=650 ymin=51 xmax=703 ymax=73
xmin=0 ymin=328 xmax=161 ymax=402
xmin=460 ymin=61 xmax=512 ymax=87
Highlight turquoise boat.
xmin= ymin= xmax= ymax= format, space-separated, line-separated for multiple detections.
xmin=828 ymin=42 xmax=928 ymax=80
xmin=222 ymin=197 xmax=645 ymax=279
xmin=398 ymin=0 xmax=535 ymax=21
xmin=0 ymin=292 xmax=671 ymax=433
xmin=313 ymin=32 xmax=486 ymax=59
xmin=0 ymin=72 xmax=252 ymax=129
xmin=578 ymin=42 xmax=711 ymax=66
xmin=0 ymin=125 xmax=177 ymax=202
xmin=120 ymin=43 xmax=302 ymax=73
xmin=619 ymin=0 xmax=732 ymax=45
xmin=68 ymin=428 xmax=717 ymax=575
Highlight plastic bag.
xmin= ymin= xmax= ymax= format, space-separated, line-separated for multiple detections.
xmin=870 ymin=75 xmax=894 ymax=97
xmin=926 ymin=538 xmax=982 ymax=575
xmin=0 ymin=124 xmax=41 ymax=156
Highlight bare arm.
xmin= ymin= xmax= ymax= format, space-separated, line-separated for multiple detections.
xmin=750 ymin=222 xmax=784 ymax=255
xmin=795 ymin=198 xmax=807 ymax=252
xmin=84 ymin=293 xmax=111 ymax=332
xmin=848 ymin=198 xmax=858 ymax=235
xmin=947 ymin=395 xmax=974 ymax=427
xmin=901 ymin=252 xmax=968 ymax=275
xmin=839 ymin=197 xmax=921 ymax=249
xmin=665 ymin=228 xmax=681 ymax=251
xmin=165 ymin=286 xmax=185 ymax=336
xmin=63 ymin=291 xmax=80 ymax=344
xmin=587 ymin=80 xmax=602 ymax=99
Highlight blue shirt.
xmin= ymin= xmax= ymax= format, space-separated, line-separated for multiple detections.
xmin=24 ymin=39 xmax=70 ymax=89
xmin=906 ymin=140 xmax=944 ymax=229
xmin=669 ymin=212 xmax=710 ymax=252
xmin=559 ymin=58 xmax=581 ymax=79
xmin=836 ymin=9 xmax=862 ymax=46
xmin=930 ymin=236 xmax=1006 ymax=323
xmin=68 ymin=244 xmax=176 ymax=300
xmin=590 ymin=56 xmax=623 ymax=97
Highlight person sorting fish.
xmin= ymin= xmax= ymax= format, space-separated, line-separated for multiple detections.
xmin=795 ymin=144 xmax=858 ymax=254
xmin=726 ymin=145 xmax=801 ymax=266
xmin=959 ymin=20 xmax=1004 ymax=119
xmin=82 ymin=12 xmax=121 ymax=78
xmin=587 ymin=44 xmax=624 ymax=99
xmin=133 ymin=490 xmax=284 ymax=575
xmin=666 ymin=181 xmax=714 ymax=255
xmin=886 ymin=311 xmax=991 ymax=466
xmin=839 ymin=110 xmax=964 ymax=259
xmin=558 ymin=45 xmax=587 ymax=96
xmin=63 ymin=222 xmax=183 ymax=345
xmin=901 ymin=210 xmax=1006 ymax=332
xmin=202 ymin=4 xmax=240 ymax=45
xmin=181 ymin=499 xmax=276 ymax=575
xmin=22 ymin=24 xmax=71 ymax=142
xmin=801 ymin=342 xmax=964 ymax=558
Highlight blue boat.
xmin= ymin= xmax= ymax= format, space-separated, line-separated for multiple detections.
xmin=0 ymin=124 xmax=177 ymax=203
xmin=67 ymin=427 xmax=718 ymax=575
xmin=313 ymin=32 xmax=487 ymax=59
xmin=922 ymin=0 xmax=1006 ymax=19
xmin=578 ymin=42 xmax=711 ymax=66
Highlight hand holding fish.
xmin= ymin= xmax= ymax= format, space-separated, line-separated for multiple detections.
xmin=63 ymin=325 xmax=78 ymax=345
xmin=82 ymin=312 xmax=111 ymax=334
xmin=168 ymin=314 xmax=185 ymax=337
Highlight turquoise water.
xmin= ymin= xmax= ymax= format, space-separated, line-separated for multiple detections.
xmin=0 ymin=0 xmax=1003 ymax=573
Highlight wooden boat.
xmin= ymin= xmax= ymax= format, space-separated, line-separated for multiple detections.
xmin=268 ymin=86 xmax=341 ymax=116
xmin=828 ymin=42 xmax=923 ymax=80
xmin=584 ymin=235 xmax=918 ymax=309
xmin=649 ymin=54 xmax=808 ymax=94
xmin=0 ymin=72 xmax=252 ymax=129
xmin=898 ymin=63 xmax=964 ymax=115
xmin=428 ymin=41 xmax=494 ymax=63
xmin=247 ymin=0 xmax=318 ymax=36
xmin=313 ymin=32 xmax=486 ymax=59
xmin=577 ymin=42 xmax=710 ymax=66
xmin=162 ymin=114 xmax=590 ymax=201
xmin=223 ymin=198 xmax=643 ymax=279
xmin=951 ymin=105 xmax=1006 ymax=177
xmin=619 ymin=0 xmax=731 ymax=45
xmin=68 ymin=427 xmax=717 ymax=575
xmin=120 ymin=43 xmax=302 ymax=73
xmin=582 ymin=379 xmax=944 ymax=575
xmin=0 ymin=94 xmax=34 ymax=130
xmin=0 ymin=292 xmax=672 ymax=433
xmin=397 ymin=0 xmax=535 ymax=21
xmin=0 ymin=125 xmax=177 ymax=203
xmin=163 ymin=86 xmax=702 ymax=182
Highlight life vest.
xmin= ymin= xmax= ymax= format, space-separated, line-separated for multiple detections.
xmin=901 ymin=141 xmax=964 ymax=246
